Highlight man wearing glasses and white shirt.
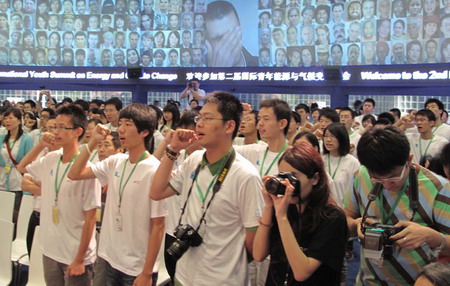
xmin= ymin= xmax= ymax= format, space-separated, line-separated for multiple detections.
xmin=180 ymin=78 xmax=206 ymax=107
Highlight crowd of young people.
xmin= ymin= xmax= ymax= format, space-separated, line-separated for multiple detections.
xmin=0 ymin=91 xmax=449 ymax=286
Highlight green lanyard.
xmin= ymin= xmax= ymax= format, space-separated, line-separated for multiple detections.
xmin=379 ymin=183 xmax=408 ymax=224
xmin=89 ymin=150 xmax=98 ymax=162
xmin=118 ymin=151 xmax=148 ymax=210
xmin=327 ymin=154 xmax=342 ymax=179
xmin=260 ymin=143 xmax=288 ymax=177
xmin=8 ymin=138 xmax=17 ymax=151
xmin=419 ymin=136 xmax=434 ymax=158
xmin=432 ymin=123 xmax=442 ymax=134
xmin=54 ymin=153 xmax=80 ymax=205
xmin=196 ymin=175 xmax=217 ymax=204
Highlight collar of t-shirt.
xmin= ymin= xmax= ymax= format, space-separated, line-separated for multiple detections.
xmin=200 ymin=147 xmax=233 ymax=175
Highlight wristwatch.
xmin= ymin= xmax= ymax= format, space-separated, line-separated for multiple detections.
xmin=431 ymin=233 xmax=446 ymax=257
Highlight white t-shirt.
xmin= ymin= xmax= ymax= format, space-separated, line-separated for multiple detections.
xmin=26 ymin=149 xmax=101 ymax=265
xmin=169 ymin=150 xmax=264 ymax=286
xmin=322 ymin=154 xmax=360 ymax=207
xmin=349 ymin=130 xmax=361 ymax=158
xmin=105 ymin=122 xmax=118 ymax=132
xmin=91 ymin=153 xmax=167 ymax=276
xmin=30 ymin=129 xmax=44 ymax=147
xmin=153 ymin=130 xmax=164 ymax=151
xmin=234 ymin=142 xmax=281 ymax=177
xmin=0 ymin=127 xmax=6 ymax=135
xmin=0 ymin=136 xmax=23 ymax=191
xmin=185 ymin=88 xmax=206 ymax=105
xmin=406 ymin=133 xmax=449 ymax=164
xmin=432 ymin=123 xmax=450 ymax=142
xmin=88 ymin=149 xmax=100 ymax=165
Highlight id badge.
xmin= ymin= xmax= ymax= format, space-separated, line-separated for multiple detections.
xmin=52 ymin=206 xmax=60 ymax=224
xmin=115 ymin=212 xmax=123 ymax=231
xmin=4 ymin=165 xmax=11 ymax=174
xmin=96 ymin=208 xmax=102 ymax=223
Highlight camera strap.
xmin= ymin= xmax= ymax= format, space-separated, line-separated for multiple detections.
xmin=361 ymin=165 xmax=419 ymax=226
xmin=176 ymin=149 xmax=236 ymax=231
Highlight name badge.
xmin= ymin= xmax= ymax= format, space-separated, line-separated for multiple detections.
xmin=52 ymin=206 xmax=60 ymax=224
xmin=4 ymin=165 xmax=11 ymax=174
xmin=96 ymin=208 xmax=102 ymax=223
xmin=115 ymin=212 xmax=123 ymax=231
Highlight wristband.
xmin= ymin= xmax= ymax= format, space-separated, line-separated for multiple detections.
xmin=165 ymin=146 xmax=179 ymax=161
xmin=85 ymin=143 xmax=92 ymax=155
xmin=431 ymin=233 xmax=446 ymax=257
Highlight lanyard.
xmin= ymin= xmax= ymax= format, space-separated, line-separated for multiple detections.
xmin=327 ymin=154 xmax=342 ymax=179
xmin=380 ymin=183 xmax=408 ymax=224
xmin=260 ymin=143 xmax=287 ymax=177
xmin=118 ymin=151 xmax=148 ymax=210
xmin=8 ymin=138 xmax=17 ymax=151
xmin=419 ymin=135 xmax=434 ymax=158
xmin=196 ymin=174 xmax=217 ymax=205
xmin=89 ymin=150 xmax=98 ymax=162
xmin=432 ymin=123 xmax=442 ymax=134
xmin=54 ymin=153 xmax=80 ymax=205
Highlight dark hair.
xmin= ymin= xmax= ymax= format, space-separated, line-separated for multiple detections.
xmin=357 ymin=126 xmax=410 ymax=175
xmin=339 ymin=107 xmax=355 ymax=119
xmin=189 ymin=99 xmax=199 ymax=105
xmin=416 ymin=109 xmax=436 ymax=121
xmin=105 ymin=97 xmax=123 ymax=111
xmin=206 ymin=1 xmax=240 ymax=24
xmin=420 ymin=155 xmax=445 ymax=177
xmin=259 ymin=98 xmax=292 ymax=135
xmin=3 ymin=107 xmax=24 ymax=144
xmin=440 ymin=143 xmax=450 ymax=171
xmin=108 ymin=131 xmax=121 ymax=150
xmin=162 ymin=103 xmax=181 ymax=130
xmin=424 ymin=98 xmax=444 ymax=110
xmin=90 ymin=99 xmax=104 ymax=108
xmin=319 ymin=108 xmax=339 ymax=123
xmin=389 ymin=108 xmax=401 ymax=119
xmin=280 ymin=143 xmax=343 ymax=233
xmin=293 ymin=131 xmax=320 ymax=153
xmin=41 ymin=108 xmax=55 ymax=117
xmin=87 ymin=118 xmax=102 ymax=126
xmin=178 ymin=111 xmax=196 ymax=128
xmin=377 ymin=112 xmax=395 ymax=125
xmin=295 ymin=103 xmax=310 ymax=114
xmin=362 ymin=114 xmax=376 ymax=125
xmin=204 ymin=91 xmax=243 ymax=139
xmin=119 ymin=103 xmax=156 ymax=148
xmin=24 ymin=99 xmax=37 ymax=109
xmin=363 ymin=98 xmax=376 ymax=107
xmin=148 ymin=105 xmax=163 ymax=123
xmin=291 ymin=111 xmax=301 ymax=124
xmin=73 ymin=99 xmax=89 ymax=112
xmin=417 ymin=262 xmax=450 ymax=286
xmin=56 ymin=104 xmax=88 ymax=140
xmin=322 ymin=123 xmax=350 ymax=156
xmin=374 ymin=118 xmax=391 ymax=127
xmin=61 ymin=97 xmax=73 ymax=104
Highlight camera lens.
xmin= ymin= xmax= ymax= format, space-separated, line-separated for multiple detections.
xmin=265 ymin=177 xmax=285 ymax=196
xmin=166 ymin=239 xmax=190 ymax=261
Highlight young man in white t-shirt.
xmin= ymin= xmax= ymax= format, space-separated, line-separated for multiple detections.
xmin=339 ymin=107 xmax=361 ymax=157
xmin=354 ymin=98 xmax=377 ymax=130
xmin=407 ymin=109 xmax=449 ymax=164
xmin=68 ymin=103 xmax=166 ymax=286
xmin=150 ymin=92 xmax=264 ymax=286
xmin=425 ymin=98 xmax=450 ymax=142
xmin=103 ymin=97 xmax=122 ymax=132
xmin=234 ymin=110 xmax=260 ymax=146
xmin=17 ymin=105 xmax=101 ymax=286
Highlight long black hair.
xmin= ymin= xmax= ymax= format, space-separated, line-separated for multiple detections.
xmin=3 ymin=107 xmax=24 ymax=144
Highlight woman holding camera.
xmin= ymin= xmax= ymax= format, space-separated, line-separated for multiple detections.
xmin=253 ymin=143 xmax=348 ymax=286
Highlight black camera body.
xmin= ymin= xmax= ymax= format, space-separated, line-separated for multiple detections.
xmin=265 ymin=172 xmax=301 ymax=197
xmin=362 ymin=223 xmax=404 ymax=259
xmin=166 ymin=224 xmax=203 ymax=261
xmin=188 ymin=83 xmax=195 ymax=88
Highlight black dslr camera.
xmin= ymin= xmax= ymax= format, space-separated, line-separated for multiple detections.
xmin=265 ymin=172 xmax=300 ymax=197
xmin=166 ymin=224 xmax=203 ymax=261
xmin=188 ymin=82 xmax=195 ymax=88
xmin=362 ymin=223 xmax=404 ymax=259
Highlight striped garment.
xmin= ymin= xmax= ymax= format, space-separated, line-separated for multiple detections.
xmin=344 ymin=165 xmax=450 ymax=286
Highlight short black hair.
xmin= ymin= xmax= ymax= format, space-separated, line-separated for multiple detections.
xmin=323 ymin=123 xmax=350 ymax=156
xmin=178 ymin=111 xmax=196 ymax=128
xmin=56 ymin=104 xmax=88 ymax=140
xmin=291 ymin=111 xmax=301 ymax=124
xmin=363 ymin=98 xmax=376 ymax=107
xmin=424 ymin=98 xmax=444 ymax=110
xmin=105 ymin=97 xmax=123 ymax=111
xmin=357 ymin=126 xmax=410 ymax=175
xmin=62 ymin=97 xmax=73 ymax=104
xmin=259 ymin=98 xmax=292 ymax=135
xmin=206 ymin=1 xmax=240 ymax=25
xmin=108 ymin=131 xmax=122 ymax=150
xmin=362 ymin=114 xmax=376 ymax=125
xmin=319 ymin=108 xmax=339 ymax=123
xmin=119 ymin=103 xmax=156 ymax=148
xmin=377 ymin=112 xmax=395 ymax=125
xmin=389 ymin=108 xmax=401 ymax=119
xmin=74 ymin=99 xmax=89 ymax=112
xmin=295 ymin=103 xmax=310 ymax=114
xmin=204 ymin=91 xmax=243 ymax=139
xmin=148 ymin=105 xmax=163 ymax=123
xmin=41 ymin=108 xmax=56 ymax=117
xmin=339 ymin=107 xmax=355 ymax=119
xmin=24 ymin=99 xmax=37 ymax=108
xmin=416 ymin=109 xmax=436 ymax=121
xmin=293 ymin=131 xmax=320 ymax=153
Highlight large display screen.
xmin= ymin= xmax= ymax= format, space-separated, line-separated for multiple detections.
xmin=0 ymin=0 xmax=449 ymax=67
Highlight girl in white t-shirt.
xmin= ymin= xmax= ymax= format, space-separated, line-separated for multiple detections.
xmin=322 ymin=123 xmax=360 ymax=207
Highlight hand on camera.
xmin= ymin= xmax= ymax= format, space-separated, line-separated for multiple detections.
xmin=391 ymin=221 xmax=435 ymax=250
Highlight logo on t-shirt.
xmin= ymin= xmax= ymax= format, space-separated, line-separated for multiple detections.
xmin=114 ymin=171 xmax=119 ymax=177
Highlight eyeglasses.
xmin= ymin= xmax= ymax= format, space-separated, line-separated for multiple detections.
xmin=369 ymin=164 xmax=407 ymax=184
xmin=194 ymin=116 xmax=227 ymax=123
xmin=47 ymin=126 xmax=78 ymax=131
